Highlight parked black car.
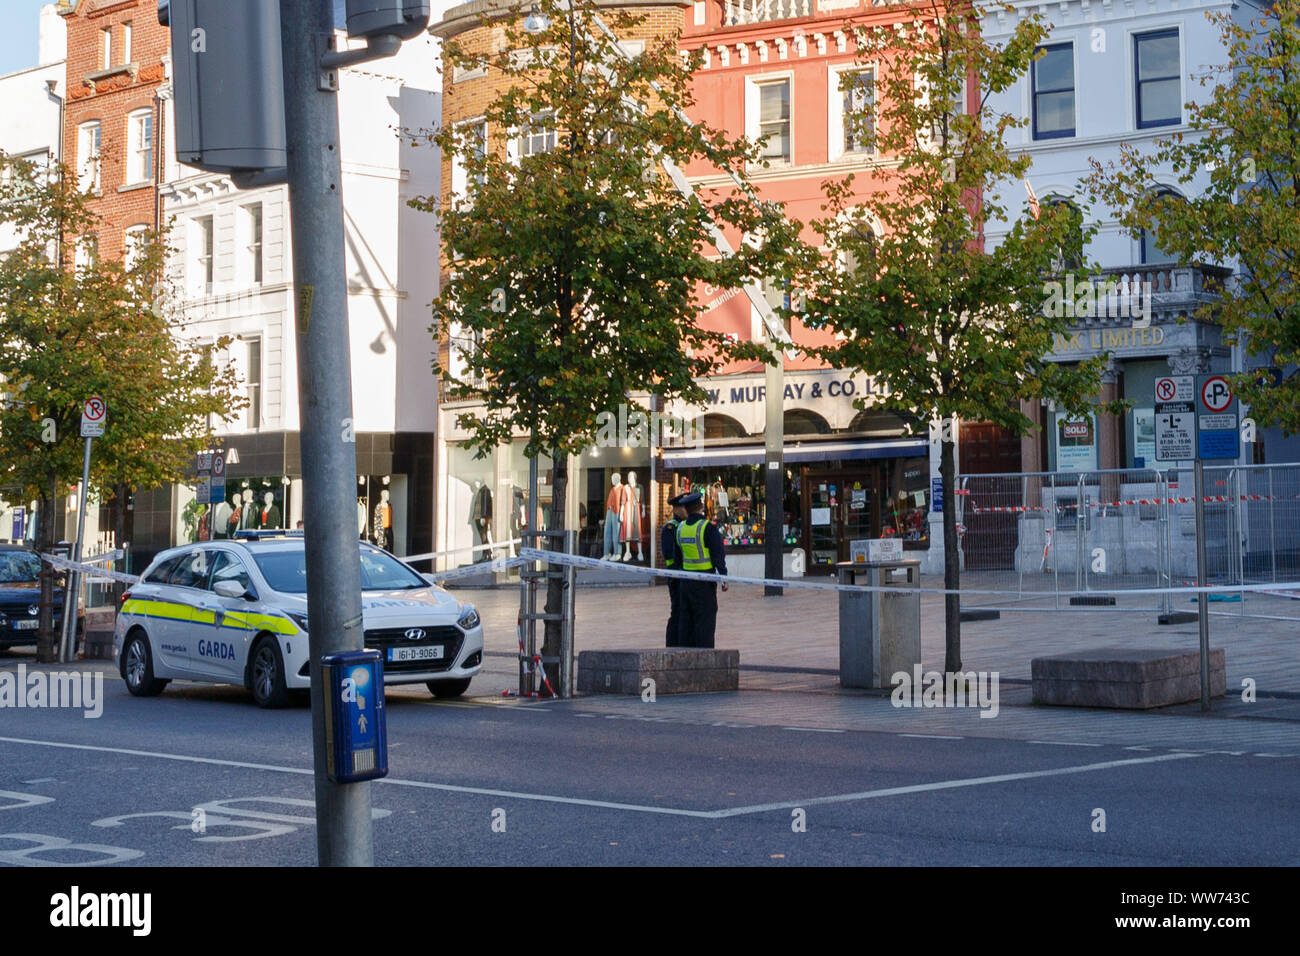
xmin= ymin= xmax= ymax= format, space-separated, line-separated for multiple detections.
xmin=0 ymin=545 xmax=82 ymax=648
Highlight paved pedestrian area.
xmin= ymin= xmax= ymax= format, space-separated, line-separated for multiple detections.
xmin=452 ymin=571 xmax=1300 ymax=697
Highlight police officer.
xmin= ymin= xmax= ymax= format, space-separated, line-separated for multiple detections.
xmin=662 ymin=493 xmax=689 ymax=646
xmin=674 ymin=491 xmax=727 ymax=649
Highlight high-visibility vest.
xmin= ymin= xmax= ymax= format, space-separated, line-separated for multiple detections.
xmin=663 ymin=519 xmax=680 ymax=568
xmin=675 ymin=516 xmax=713 ymax=572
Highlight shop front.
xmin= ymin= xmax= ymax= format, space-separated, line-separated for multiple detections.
xmin=660 ymin=368 xmax=932 ymax=576
xmin=178 ymin=431 xmax=434 ymax=560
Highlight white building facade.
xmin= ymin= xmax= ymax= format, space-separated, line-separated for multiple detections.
xmin=153 ymin=32 xmax=441 ymax=559
xmin=981 ymin=0 xmax=1285 ymax=473
xmin=0 ymin=4 xmax=66 ymax=545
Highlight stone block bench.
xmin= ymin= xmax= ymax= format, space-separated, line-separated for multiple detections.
xmin=1031 ymin=647 xmax=1226 ymax=709
xmin=576 ymin=649 xmax=739 ymax=696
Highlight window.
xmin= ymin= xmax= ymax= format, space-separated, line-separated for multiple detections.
xmin=841 ymin=69 xmax=874 ymax=154
xmin=100 ymin=28 xmax=111 ymax=69
xmin=142 ymin=554 xmax=184 ymax=584
xmin=1140 ymin=189 xmax=1181 ymax=264
xmin=1046 ymin=198 xmax=1083 ymax=271
xmin=242 ymin=203 xmax=263 ymax=285
xmin=244 ymin=336 xmax=262 ymax=430
xmin=757 ymin=80 xmax=791 ymax=162
xmin=167 ymin=549 xmax=210 ymax=589
xmin=1135 ymin=30 xmax=1181 ymax=129
xmin=208 ymin=552 xmax=251 ymax=593
xmin=77 ymin=121 xmax=100 ymax=192
xmin=194 ymin=215 xmax=213 ymax=294
xmin=124 ymin=224 xmax=149 ymax=268
xmin=1032 ymin=43 xmax=1075 ymax=139
xmin=451 ymin=119 xmax=487 ymax=205
xmin=841 ymin=223 xmax=878 ymax=278
xmin=520 ymin=113 xmax=555 ymax=157
xmin=122 ymin=22 xmax=132 ymax=64
xmin=127 ymin=109 xmax=153 ymax=184
xmin=74 ymin=235 xmax=98 ymax=272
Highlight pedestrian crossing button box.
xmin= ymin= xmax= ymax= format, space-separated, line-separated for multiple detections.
xmin=322 ymin=649 xmax=388 ymax=783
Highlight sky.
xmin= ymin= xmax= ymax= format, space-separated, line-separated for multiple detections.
xmin=0 ymin=0 xmax=55 ymax=77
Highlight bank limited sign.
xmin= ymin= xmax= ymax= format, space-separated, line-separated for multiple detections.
xmin=1053 ymin=325 xmax=1168 ymax=355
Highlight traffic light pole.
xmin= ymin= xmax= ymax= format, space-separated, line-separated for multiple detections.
xmin=280 ymin=0 xmax=372 ymax=866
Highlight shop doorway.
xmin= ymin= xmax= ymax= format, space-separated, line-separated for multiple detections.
xmin=803 ymin=470 xmax=879 ymax=573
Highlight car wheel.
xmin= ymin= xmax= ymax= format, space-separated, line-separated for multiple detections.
xmin=250 ymin=637 xmax=290 ymax=709
xmin=123 ymin=632 xmax=168 ymax=697
xmin=427 ymin=678 xmax=471 ymax=699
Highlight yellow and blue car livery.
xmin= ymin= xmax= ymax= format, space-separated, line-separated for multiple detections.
xmin=114 ymin=537 xmax=484 ymax=708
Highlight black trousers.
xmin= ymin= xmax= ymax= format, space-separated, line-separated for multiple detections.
xmin=677 ymin=578 xmax=718 ymax=649
xmin=665 ymin=579 xmax=681 ymax=647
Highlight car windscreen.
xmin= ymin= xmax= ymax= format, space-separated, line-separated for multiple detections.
xmin=0 ymin=551 xmax=41 ymax=583
xmin=251 ymin=548 xmax=427 ymax=594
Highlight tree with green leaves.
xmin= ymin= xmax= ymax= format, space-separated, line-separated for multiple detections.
xmin=795 ymin=3 xmax=1115 ymax=674
xmin=0 ymin=156 xmax=243 ymax=661
xmin=411 ymin=0 xmax=800 ymax=689
xmin=1087 ymin=1 xmax=1300 ymax=434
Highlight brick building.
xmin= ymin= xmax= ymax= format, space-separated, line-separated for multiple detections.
xmin=60 ymin=0 xmax=169 ymax=265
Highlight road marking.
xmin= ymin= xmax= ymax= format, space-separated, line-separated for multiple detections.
xmin=782 ymin=727 xmax=845 ymax=734
xmin=899 ymin=733 xmax=964 ymax=740
xmin=21 ymin=778 xmax=56 ymax=784
xmin=1027 ymin=740 xmax=1103 ymax=747
xmin=0 ymin=736 xmax=1203 ymax=821
xmin=705 ymin=753 xmax=1203 ymax=819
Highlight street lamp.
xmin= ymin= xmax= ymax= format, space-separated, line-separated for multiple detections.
xmin=523 ymin=4 xmax=550 ymax=32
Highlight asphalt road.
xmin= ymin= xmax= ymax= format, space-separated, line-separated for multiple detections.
xmin=2 ymin=660 xmax=1298 ymax=867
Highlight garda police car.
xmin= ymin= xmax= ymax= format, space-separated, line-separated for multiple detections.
xmin=114 ymin=535 xmax=484 ymax=707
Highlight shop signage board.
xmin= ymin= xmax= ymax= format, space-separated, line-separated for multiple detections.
xmin=1154 ymin=375 xmax=1195 ymax=463
xmin=1195 ymin=374 xmax=1240 ymax=461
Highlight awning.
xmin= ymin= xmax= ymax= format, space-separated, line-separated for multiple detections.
xmin=661 ymin=437 xmax=927 ymax=471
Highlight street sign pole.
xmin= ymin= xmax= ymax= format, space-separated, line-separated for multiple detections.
xmin=58 ymin=435 xmax=93 ymax=664
xmin=1193 ymin=459 xmax=1210 ymax=711
xmin=280 ymin=0 xmax=372 ymax=866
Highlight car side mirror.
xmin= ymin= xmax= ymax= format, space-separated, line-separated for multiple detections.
xmin=213 ymin=580 xmax=247 ymax=599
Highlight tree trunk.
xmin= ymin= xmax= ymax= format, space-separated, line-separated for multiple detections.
xmin=112 ymin=482 xmax=132 ymax=601
xmin=541 ymin=452 xmax=568 ymax=697
xmin=940 ymin=434 xmax=962 ymax=674
xmin=35 ymin=476 xmax=58 ymax=663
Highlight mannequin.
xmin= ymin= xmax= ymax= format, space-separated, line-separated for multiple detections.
xmin=226 ymin=492 xmax=244 ymax=536
xmin=212 ymin=496 xmax=232 ymax=539
xmin=357 ymin=497 xmax=368 ymax=539
xmin=261 ymin=491 xmax=281 ymax=530
xmin=240 ymin=491 xmax=258 ymax=531
xmin=471 ymin=479 xmax=493 ymax=561
xmin=619 ymin=471 xmax=644 ymax=562
xmin=373 ymin=489 xmax=392 ymax=550
xmin=602 ymin=472 xmax=622 ymax=560
xmin=196 ymin=504 xmax=211 ymax=542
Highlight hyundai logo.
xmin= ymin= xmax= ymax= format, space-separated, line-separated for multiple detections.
xmin=404 ymin=628 xmax=426 ymax=641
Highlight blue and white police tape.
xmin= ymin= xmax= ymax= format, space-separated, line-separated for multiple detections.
xmin=515 ymin=547 xmax=1300 ymax=600
xmin=420 ymin=555 xmax=524 ymax=584
xmin=401 ymin=537 xmax=525 ymax=567
xmin=41 ymin=552 xmax=140 ymax=586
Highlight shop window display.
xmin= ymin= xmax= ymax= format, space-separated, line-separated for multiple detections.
xmin=357 ymin=475 xmax=402 ymax=551
xmin=581 ymin=445 xmax=652 ymax=562
xmin=198 ymin=477 xmax=291 ymax=543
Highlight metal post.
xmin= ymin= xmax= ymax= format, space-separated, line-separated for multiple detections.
xmin=1269 ymin=468 xmax=1276 ymax=583
xmin=59 ymin=436 xmax=93 ymax=662
xmin=280 ymin=0 xmax=372 ymax=866
xmin=561 ymin=529 xmax=577 ymax=696
xmin=764 ymin=357 xmax=784 ymax=596
xmin=1194 ymin=459 xmax=1210 ymax=711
